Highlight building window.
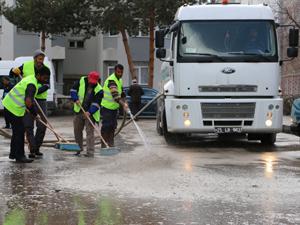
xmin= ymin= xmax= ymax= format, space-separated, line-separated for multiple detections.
xmin=133 ymin=66 xmax=148 ymax=85
xmin=69 ymin=40 xmax=85 ymax=49
xmin=77 ymin=40 xmax=84 ymax=48
xmin=109 ymin=30 xmax=119 ymax=37
xmin=130 ymin=30 xmax=149 ymax=37
xmin=69 ymin=41 xmax=75 ymax=48
xmin=107 ymin=66 xmax=115 ymax=76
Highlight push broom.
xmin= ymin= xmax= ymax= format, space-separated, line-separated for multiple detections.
xmin=18 ymin=73 xmax=80 ymax=151
xmin=23 ymin=95 xmax=80 ymax=151
xmin=33 ymin=117 xmax=80 ymax=151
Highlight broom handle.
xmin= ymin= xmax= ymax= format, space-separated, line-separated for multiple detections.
xmin=34 ymin=99 xmax=62 ymax=141
xmin=78 ymin=103 xmax=109 ymax=148
xmin=35 ymin=117 xmax=69 ymax=143
xmin=26 ymin=109 xmax=68 ymax=143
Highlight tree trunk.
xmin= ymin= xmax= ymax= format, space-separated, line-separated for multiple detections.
xmin=120 ymin=28 xmax=136 ymax=80
xmin=148 ymin=9 xmax=155 ymax=88
xmin=41 ymin=31 xmax=46 ymax=52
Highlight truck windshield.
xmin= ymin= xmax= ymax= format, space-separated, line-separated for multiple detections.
xmin=178 ymin=20 xmax=278 ymax=63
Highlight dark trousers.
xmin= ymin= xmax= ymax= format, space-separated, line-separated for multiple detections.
xmin=23 ymin=100 xmax=47 ymax=153
xmin=5 ymin=108 xmax=25 ymax=160
xmin=101 ymin=107 xmax=118 ymax=132
xmin=101 ymin=107 xmax=118 ymax=147
xmin=3 ymin=108 xmax=11 ymax=128
xmin=131 ymin=101 xmax=142 ymax=116
xmin=35 ymin=100 xmax=47 ymax=149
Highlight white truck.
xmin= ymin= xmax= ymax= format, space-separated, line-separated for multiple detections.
xmin=155 ymin=1 xmax=299 ymax=145
xmin=0 ymin=57 xmax=57 ymax=113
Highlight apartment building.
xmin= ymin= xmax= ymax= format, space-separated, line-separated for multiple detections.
xmin=63 ymin=32 xmax=164 ymax=94
xmin=0 ymin=0 xmax=66 ymax=93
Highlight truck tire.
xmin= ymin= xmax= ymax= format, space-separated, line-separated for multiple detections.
xmin=156 ymin=114 xmax=163 ymax=136
xmin=260 ymin=133 xmax=276 ymax=145
xmin=162 ymin=110 xmax=180 ymax=144
xmin=156 ymin=98 xmax=164 ymax=136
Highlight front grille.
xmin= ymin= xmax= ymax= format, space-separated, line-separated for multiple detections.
xmin=201 ymin=103 xmax=255 ymax=119
xmin=214 ymin=120 xmax=242 ymax=126
xmin=198 ymin=85 xmax=257 ymax=92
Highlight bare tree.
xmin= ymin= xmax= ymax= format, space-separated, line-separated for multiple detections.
xmin=274 ymin=0 xmax=300 ymax=28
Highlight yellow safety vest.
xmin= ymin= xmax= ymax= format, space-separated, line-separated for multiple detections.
xmin=73 ymin=77 xmax=102 ymax=122
xmin=101 ymin=73 xmax=123 ymax=110
xmin=23 ymin=60 xmax=48 ymax=100
xmin=3 ymin=76 xmax=38 ymax=117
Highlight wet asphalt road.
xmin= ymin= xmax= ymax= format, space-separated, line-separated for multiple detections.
xmin=0 ymin=116 xmax=300 ymax=225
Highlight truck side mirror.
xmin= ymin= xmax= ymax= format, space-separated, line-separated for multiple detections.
xmin=289 ymin=29 xmax=299 ymax=47
xmin=156 ymin=48 xmax=166 ymax=59
xmin=155 ymin=30 xmax=165 ymax=48
xmin=287 ymin=47 xmax=298 ymax=58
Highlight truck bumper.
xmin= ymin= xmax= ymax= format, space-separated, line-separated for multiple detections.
xmin=165 ymin=97 xmax=283 ymax=133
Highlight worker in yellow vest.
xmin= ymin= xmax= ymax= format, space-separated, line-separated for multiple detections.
xmin=2 ymin=66 xmax=50 ymax=163
xmin=10 ymin=50 xmax=49 ymax=158
xmin=101 ymin=64 xmax=129 ymax=147
xmin=70 ymin=71 xmax=103 ymax=157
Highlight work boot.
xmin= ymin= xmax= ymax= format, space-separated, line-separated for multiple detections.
xmin=9 ymin=154 xmax=15 ymax=160
xmin=16 ymin=157 xmax=34 ymax=163
xmin=35 ymin=151 xmax=43 ymax=157
xmin=84 ymin=153 xmax=94 ymax=158
xmin=28 ymin=153 xmax=36 ymax=159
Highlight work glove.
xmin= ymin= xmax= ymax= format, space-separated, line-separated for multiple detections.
xmin=12 ymin=67 xmax=21 ymax=76
xmin=84 ymin=111 xmax=91 ymax=118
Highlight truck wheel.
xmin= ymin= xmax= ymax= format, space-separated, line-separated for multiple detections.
xmin=156 ymin=114 xmax=163 ymax=136
xmin=162 ymin=110 xmax=180 ymax=144
xmin=260 ymin=133 xmax=276 ymax=145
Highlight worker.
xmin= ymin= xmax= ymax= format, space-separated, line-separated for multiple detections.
xmin=10 ymin=50 xmax=49 ymax=158
xmin=70 ymin=71 xmax=103 ymax=157
xmin=2 ymin=66 xmax=50 ymax=163
xmin=1 ymin=77 xmax=14 ymax=129
xmin=127 ymin=77 xmax=144 ymax=120
xmin=101 ymin=64 xmax=129 ymax=147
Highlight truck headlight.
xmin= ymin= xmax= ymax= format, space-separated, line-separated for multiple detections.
xmin=265 ymin=112 xmax=273 ymax=127
xmin=265 ymin=119 xmax=273 ymax=127
xmin=184 ymin=119 xmax=191 ymax=127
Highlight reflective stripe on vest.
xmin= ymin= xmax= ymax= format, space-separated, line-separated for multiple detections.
xmin=101 ymin=73 xmax=123 ymax=110
xmin=23 ymin=60 xmax=48 ymax=100
xmin=73 ymin=77 xmax=102 ymax=122
xmin=2 ymin=76 xmax=38 ymax=117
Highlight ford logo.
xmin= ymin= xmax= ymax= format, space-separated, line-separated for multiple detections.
xmin=222 ymin=67 xmax=236 ymax=74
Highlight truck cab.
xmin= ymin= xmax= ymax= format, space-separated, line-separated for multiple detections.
xmin=156 ymin=2 xmax=299 ymax=145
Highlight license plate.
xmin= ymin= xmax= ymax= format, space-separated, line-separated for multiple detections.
xmin=214 ymin=127 xmax=242 ymax=133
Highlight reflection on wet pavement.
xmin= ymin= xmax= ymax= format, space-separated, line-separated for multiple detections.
xmin=261 ymin=153 xmax=277 ymax=179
